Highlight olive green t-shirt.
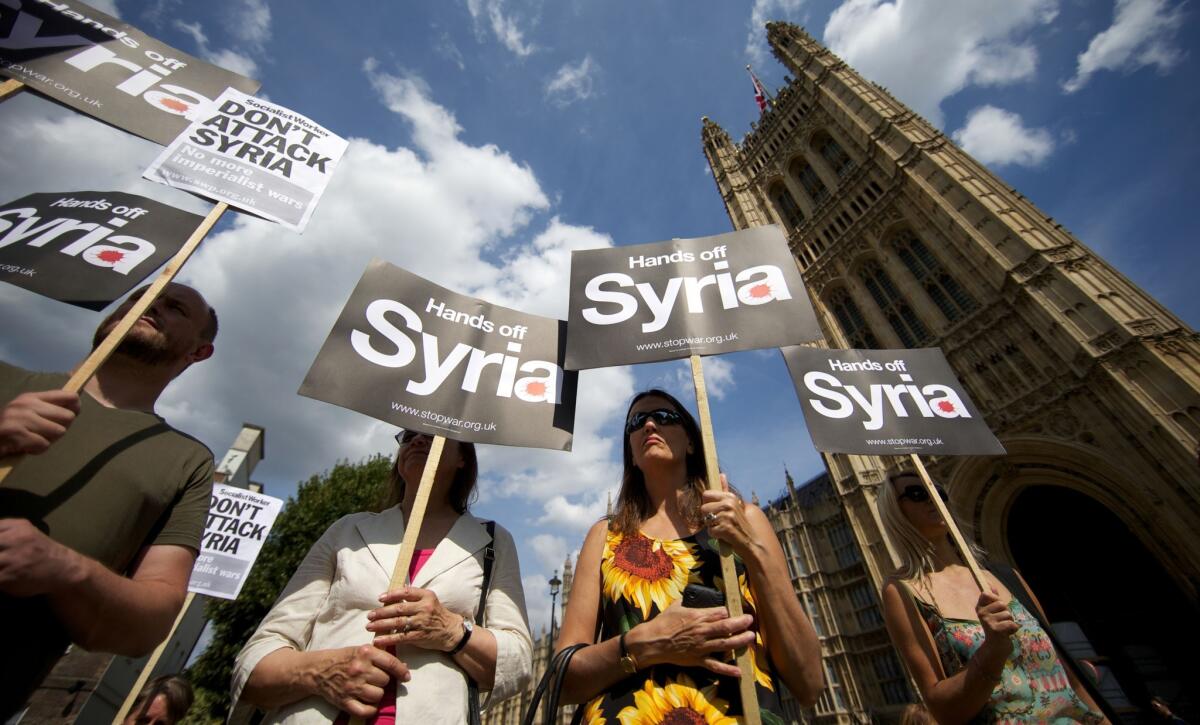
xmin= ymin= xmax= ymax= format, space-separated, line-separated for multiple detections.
xmin=0 ymin=361 xmax=214 ymax=716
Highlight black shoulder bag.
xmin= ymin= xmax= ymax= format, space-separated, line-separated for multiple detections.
xmin=521 ymin=643 xmax=587 ymax=725
xmin=989 ymin=562 xmax=1120 ymax=723
xmin=466 ymin=521 xmax=496 ymax=725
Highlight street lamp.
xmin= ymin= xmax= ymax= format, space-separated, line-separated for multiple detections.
xmin=548 ymin=570 xmax=562 ymax=660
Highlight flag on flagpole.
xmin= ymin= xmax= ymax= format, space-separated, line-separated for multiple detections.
xmin=747 ymin=65 xmax=769 ymax=113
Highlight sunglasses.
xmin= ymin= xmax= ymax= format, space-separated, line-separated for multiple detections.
xmin=626 ymin=408 xmax=684 ymax=434
xmin=394 ymin=430 xmax=429 ymax=445
xmin=897 ymin=483 xmax=948 ymax=504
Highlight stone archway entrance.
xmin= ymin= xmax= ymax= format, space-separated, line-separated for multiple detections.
xmin=1007 ymin=485 xmax=1198 ymax=719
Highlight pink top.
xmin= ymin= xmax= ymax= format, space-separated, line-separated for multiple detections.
xmin=337 ymin=548 xmax=435 ymax=725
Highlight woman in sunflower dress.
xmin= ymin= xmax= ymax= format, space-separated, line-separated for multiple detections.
xmin=556 ymin=389 xmax=824 ymax=724
xmin=876 ymin=470 xmax=1108 ymax=723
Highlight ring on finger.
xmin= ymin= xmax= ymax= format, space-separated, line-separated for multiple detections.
xmin=403 ymin=617 xmax=411 ymax=633
xmin=704 ymin=512 xmax=716 ymax=524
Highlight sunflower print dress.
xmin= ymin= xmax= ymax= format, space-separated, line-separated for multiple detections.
xmin=582 ymin=528 xmax=787 ymax=725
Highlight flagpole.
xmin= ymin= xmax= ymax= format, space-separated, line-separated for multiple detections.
xmin=690 ymin=354 xmax=762 ymax=725
xmin=0 ymin=79 xmax=24 ymax=102
xmin=347 ymin=434 xmax=446 ymax=725
xmin=0 ymin=201 xmax=229 ymax=485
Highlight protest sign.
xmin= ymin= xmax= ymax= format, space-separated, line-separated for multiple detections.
xmin=0 ymin=191 xmax=201 ymax=309
xmin=565 ymin=225 xmax=820 ymax=370
xmin=144 ymin=88 xmax=348 ymax=232
xmin=188 ymin=484 xmax=283 ymax=600
xmin=783 ymin=347 xmax=1005 ymax=456
xmin=0 ymin=0 xmax=260 ymax=144
xmin=299 ymin=259 xmax=578 ymax=450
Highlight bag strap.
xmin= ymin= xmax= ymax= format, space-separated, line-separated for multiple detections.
xmin=894 ymin=578 xmax=947 ymax=680
xmin=521 ymin=644 xmax=587 ymax=725
xmin=988 ymin=562 xmax=1119 ymax=723
xmin=466 ymin=521 xmax=497 ymax=725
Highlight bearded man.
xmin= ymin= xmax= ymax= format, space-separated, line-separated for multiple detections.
xmin=0 ymin=283 xmax=218 ymax=718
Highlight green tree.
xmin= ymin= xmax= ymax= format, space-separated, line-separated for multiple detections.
xmin=183 ymin=455 xmax=393 ymax=723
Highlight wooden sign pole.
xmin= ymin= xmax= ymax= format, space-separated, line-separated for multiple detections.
xmin=111 ymin=591 xmax=196 ymax=724
xmin=0 ymin=202 xmax=229 ymax=485
xmin=348 ymin=434 xmax=445 ymax=725
xmin=0 ymin=79 xmax=24 ymax=101
xmin=909 ymin=454 xmax=987 ymax=592
xmin=690 ymin=355 xmax=762 ymax=725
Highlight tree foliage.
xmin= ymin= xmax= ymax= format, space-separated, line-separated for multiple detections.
xmin=182 ymin=455 xmax=393 ymax=723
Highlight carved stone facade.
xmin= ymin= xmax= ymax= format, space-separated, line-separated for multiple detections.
xmin=703 ymin=22 xmax=1200 ymax=719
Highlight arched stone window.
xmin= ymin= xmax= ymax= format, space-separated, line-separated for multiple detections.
xmin=890 ymin=229 xmax=978 ymax=322
xmin=789 ymin=158 xmax=829 ymax=206
xmin=769 ymin=182 xmax=805 ymax=230
xmin=828 ymin=288 xmax=879 ymax=348
xmin=814 ymin=131 xmax=853 ymax=178
xmin=859 ymin=260 xmax=930 ymax=347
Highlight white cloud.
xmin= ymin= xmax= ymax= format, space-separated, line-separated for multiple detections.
xmin=650 ymin=357 xmax=738 ymax=404
xmin=0 ymin=64 xmax=626 ymax=523
xmin=823 ymin=0 xmax=1058 ymax=126
xmin=1063 ymin=0 xmax=1186 ymax=93
xmin=952 ymin=105 xmax=1055 ymax=167
xmin=545 ymin=56 xmax=598 ymax=107
xmin=465 ymin=0 xmax=535 ymax=57
xmin=172 ymin=19 xmax=260 ymax=79
xmin=226 ymin=0 xmax=272 ymax=51
xmin=435 ymin=31 xmax=467 ymax=71
xmin=88 ymin=0 xmax=121 ymax=17
xmin=528 ymin=533 xmax=568 ymax=572
xmin=747 ymin=0 xmax=807 ymax=64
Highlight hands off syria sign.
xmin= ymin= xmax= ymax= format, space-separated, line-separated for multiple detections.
xmin=299 ymin=260 xmax=578 ymax=451
xmin=0 ymin=0 xmax=259 ymax=145
xmin=144 ymin=88 xmax=347 ymax=232
xmin=783 ymin=347 xmax=1005 ymax=456
xmin=0 ymin=191 xmax=200 ymax=309
xmin=565 ymin=226 xmax=821 ymax=369
xmin=188 ymin=485 xmax=282 ymax=600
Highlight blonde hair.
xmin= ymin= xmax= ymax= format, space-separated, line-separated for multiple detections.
xmin=877 ymin=469 xmax=986 ymax=582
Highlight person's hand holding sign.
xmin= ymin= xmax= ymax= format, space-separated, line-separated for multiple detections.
xmin=0 ymin=390 xmax=80 ymax=456
xmin=699 ymin=473 xmax=761 ymax=562
xmin=367 ymin=586 xmax=465 ymax=652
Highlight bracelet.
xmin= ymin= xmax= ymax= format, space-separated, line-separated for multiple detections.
xmin=618 ymin=632 xmax=639 ymax=674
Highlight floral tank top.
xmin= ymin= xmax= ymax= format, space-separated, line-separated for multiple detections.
xmin=909 ymin=591 xmax=1102 ymax=724
xmin=580 ymin=528 xmax=786 ymax=725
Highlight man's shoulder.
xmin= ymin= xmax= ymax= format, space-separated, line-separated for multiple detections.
xmin=0 ymin=360 xmax=68 ymax=397
xmin=157 ymin=418 xmax=215 ymax=461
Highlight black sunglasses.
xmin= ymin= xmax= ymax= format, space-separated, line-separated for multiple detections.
xmin=626 ymin=408 xmax=684 ymax=434
xmin=395 ymin=430 xmax=429 ymax=445
xmin=897 ymin=483 xmax=948 ymax=504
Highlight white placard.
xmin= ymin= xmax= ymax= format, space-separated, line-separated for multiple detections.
xmin=187 ymin=484 xmax=284 ymax=600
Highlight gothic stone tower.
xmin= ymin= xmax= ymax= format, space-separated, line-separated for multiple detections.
xmin=704 ymin=22 xmax=1200 ymax=715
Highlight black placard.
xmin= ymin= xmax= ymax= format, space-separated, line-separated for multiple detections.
xmin=783 ymin=346 xmax=1006 ymax=455
xmin=0 ymin=190 xmax=201 ymax=309
xmin=299 ymin=260 xmax=578 ymax=451
xmin=565 ymin=226 xmax=822 ymax=370
xmin=0 ymin=0 xmax=260 ymax=145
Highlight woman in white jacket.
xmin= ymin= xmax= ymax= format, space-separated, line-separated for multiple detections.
xmin=232 ymin=431 xmax=533 ymax=724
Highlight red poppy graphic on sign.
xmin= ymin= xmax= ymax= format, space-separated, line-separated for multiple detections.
xmin=83 ymin=247 xmax=128 ymax=268
xmin=937 ymin=400 xmax=957 ymax=413
xmin=523 ymin=381 xmax=547 ymax=398
xmin=737 ymin=281 xmax=778 ymax=305
xmin=158 ymin=98 xmax=190 ymax=113
xmin=96 ymin=250 xmax=125 ymax=263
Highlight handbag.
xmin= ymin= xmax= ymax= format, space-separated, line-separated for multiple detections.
xmin=521 ymin=643 xmax=587 ymax=725
xmin=465 ymin=521 xmax=496 ymax=725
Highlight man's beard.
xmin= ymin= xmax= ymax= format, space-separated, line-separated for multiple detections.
xmin=91 ymin=323 xmax=179 ymax=366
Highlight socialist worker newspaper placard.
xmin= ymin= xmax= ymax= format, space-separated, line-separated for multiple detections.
xmin=143 ymin=88 xmax=348 ymax=232
xmin=783 ymin=346 xmax=1006 ymax=456
xmin=565 ymin=225 xmax=822 ymax=370
xmin=188 ymin=485 xmax=283 ymax=600
xmin=299 ymin=259 xmax=578 ymax=451
xmin=0 ymin=0 xmax=260 ymax=145
xmin=0 ymin=191 xmax=201 ymax=309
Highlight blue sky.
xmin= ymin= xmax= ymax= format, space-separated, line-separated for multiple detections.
xmin=1 ymin=0 xmax=1195 ymax=632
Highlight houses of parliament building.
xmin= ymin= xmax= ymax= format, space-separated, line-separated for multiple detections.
xmin=488 ymin=21 xmax=1200 ymax=725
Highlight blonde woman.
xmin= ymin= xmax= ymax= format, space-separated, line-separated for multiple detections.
xmin=877 ymin=471 xmax=1106 ymax=724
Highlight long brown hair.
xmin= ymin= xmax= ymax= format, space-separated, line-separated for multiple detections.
xmin=611 ymin=389 xmax=708 ymax=535
xmin=380 ymin=437 xmax=479 ymax=513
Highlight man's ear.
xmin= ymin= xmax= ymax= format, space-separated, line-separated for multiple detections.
xmin=190 ymin=342 xmax=215 ymax=363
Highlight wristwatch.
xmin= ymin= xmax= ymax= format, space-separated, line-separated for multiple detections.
xmin=449 ymin=618 xmax=474 ymax=655
xmin=618 ymin=632 xmax=639 ymax=675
